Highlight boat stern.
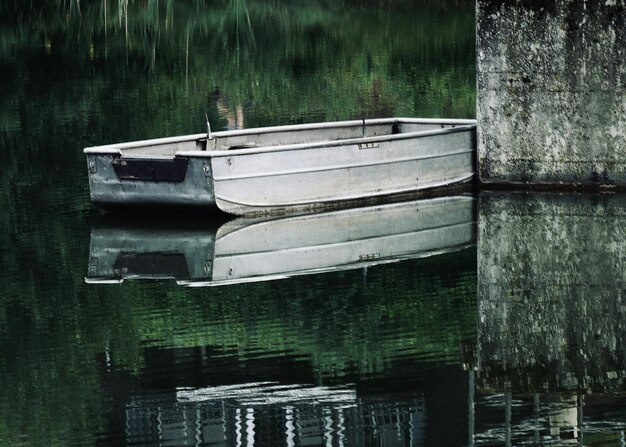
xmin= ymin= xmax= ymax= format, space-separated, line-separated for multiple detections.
xmin=85 ymin=151 xmax=216 ymax=209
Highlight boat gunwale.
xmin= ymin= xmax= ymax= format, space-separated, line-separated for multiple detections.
xmin=196 ymin=125 xmax=476 ymax=158
xmin=83 ymin=117 xmax=476 ymax=155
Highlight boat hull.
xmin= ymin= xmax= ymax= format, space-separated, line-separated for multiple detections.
xmin=84 ymin=118 xmax=476 ymax=215
xmin=209 ymin=127 xmax=474 ymax=215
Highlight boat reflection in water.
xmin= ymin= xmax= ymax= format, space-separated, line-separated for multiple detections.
xmin=473 ymin=192 xmax=626 ymax=446
xmin=86 ymin=195 xmax=476 ymax=286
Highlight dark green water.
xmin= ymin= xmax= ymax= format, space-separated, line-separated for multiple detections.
xmin=2 ymin=1 xmax=626 ymax=446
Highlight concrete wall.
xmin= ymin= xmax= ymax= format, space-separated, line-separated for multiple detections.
xmin=477 ymin=0 xmax=625 ymax=186
xmin=477 ymin=192 xmax=626 ymax=393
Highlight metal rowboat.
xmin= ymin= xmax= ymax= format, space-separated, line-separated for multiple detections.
xmin=84 ymin=118 xmax=476 ymax=216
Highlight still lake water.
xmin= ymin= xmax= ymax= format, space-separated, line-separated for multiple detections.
xmin=1 ymin=1 xmax=626 ymax=446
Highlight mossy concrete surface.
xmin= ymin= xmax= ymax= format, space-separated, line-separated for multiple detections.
xmin=477 ymin=0 xmax=625 ymax=186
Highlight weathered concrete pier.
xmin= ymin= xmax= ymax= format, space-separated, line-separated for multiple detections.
xmin=477 ymin=0 xmax=625 ymax=187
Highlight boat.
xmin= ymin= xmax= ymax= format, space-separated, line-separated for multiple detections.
xmin=85 ymin=195 xmax=476 ymax=286
xmin=84 ymin=118 xmax=476 ymax=215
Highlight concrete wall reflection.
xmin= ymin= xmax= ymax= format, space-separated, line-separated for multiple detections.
xmin=478 ymin=191 xmax=626 ymax=393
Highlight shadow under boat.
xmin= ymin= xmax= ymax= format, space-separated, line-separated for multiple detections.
xmin=85 ymin=195 xmax=476 ymax=286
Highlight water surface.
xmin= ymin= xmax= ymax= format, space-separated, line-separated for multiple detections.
xmin=2 ymin=1 xmax=626 ymax=446
xmin=0 ymin=2 xmax=477 ymax=445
